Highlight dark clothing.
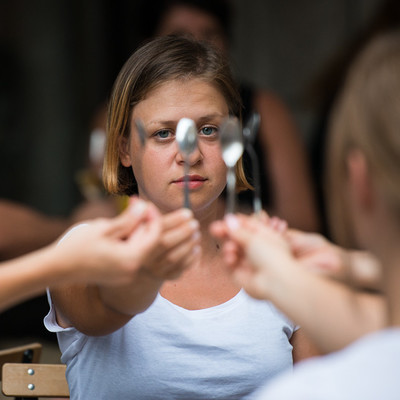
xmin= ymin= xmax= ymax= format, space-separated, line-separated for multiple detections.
xmin=238 ymin=84 xmax=272 ymax=212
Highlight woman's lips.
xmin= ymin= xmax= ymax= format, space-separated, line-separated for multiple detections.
xmin=173 ymin=175 xmax=207 ymax=189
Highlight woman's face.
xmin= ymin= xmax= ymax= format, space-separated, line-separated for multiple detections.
xmin=156 ymin=5 xmax=227 ymax=54
xmin=120 ymin=79 xmax=229 ymax=214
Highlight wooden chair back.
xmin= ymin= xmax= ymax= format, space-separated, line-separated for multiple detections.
xmin=0 ymin=343 xmax=42 ymax=381
xmin=2 ymin=363 xmax=69 ymax=398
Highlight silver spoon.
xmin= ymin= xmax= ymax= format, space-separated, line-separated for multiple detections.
xmin=219 ymin=117 xmax=244 ymax=214
xmin=176 ymin=118 xmax=198 ymax=209
xmin=243 ymin=112 xmax=262 ymax=214
xmin=134 ymin=119 xmax=147 ymax=147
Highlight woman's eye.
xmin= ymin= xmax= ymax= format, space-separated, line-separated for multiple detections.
xmin=155 ymin=129 xmax=172 ymax=139
xmin=200 ymin=126 xmax=217 ymax=136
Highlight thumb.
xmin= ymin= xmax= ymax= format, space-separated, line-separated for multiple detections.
xmin=224 ymin=214 xmax=254 ymax=248
xmin=106 ymin=199 xmax=149 ymax=239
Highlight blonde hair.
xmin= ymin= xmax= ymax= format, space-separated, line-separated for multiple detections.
xmin=103 ymin=35 xmax=251 ymax=195
xmin=326 ymin=30 xmax=400 ymax=246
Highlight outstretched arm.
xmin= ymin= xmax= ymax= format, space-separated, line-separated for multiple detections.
xmin=51 ymin=207 xmax=201 ymax=336
xmin=211 ymin=214 xmax=386 ymax=353
xmin=0 ymin=198 xmax=159 ymax=312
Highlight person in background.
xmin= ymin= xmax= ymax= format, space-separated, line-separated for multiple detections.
xmin=214 ymin=30 xmax=400 ymax=399
xmin=45 ymin=35 xmax=317 ymax=400
xmin=0 ymin=197 xmax=161 ymax=312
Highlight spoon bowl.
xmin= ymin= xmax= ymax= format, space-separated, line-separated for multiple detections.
xmin=219 ymin=117 xmax=244 ymax=214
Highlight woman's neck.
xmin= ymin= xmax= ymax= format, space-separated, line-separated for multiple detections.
xmin=194 ymin=198 xmax=225 ymax=255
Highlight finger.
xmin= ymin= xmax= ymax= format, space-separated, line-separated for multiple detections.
xmin=163 ymin=245 xmax=201 ymax=280
xmin=221 ymin=240 xmax=241 ymax=266
xmin=209 ymin=220 xmax=229 ymax=240
xmin=252 ymin=210 xmax=270 ymax=224
xmin=145 ymin=235 xmax=200 ymax=279
xmin=125 ymin=204 xmax=162 ymax=252
xmin=285 ymin=229 xmax=326 ymax=256
xmin=161 ymin=208 xmax=194 ymax=231
xmin=269 ymin=217 xmax=288 ymax=233
xmin=224 ymin=215 xmax=255 ymax=246
xmin=160 ymin=230 xmax=200 ymax=267
xmin=105 ymin=199 xmax=150 ymax=239
xmin=160 ymin=218 xmax=200 ymax=250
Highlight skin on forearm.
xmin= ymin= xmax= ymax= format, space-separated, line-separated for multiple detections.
xmin=0 ymin=245 xmax=74 ymax=312
xmin=51 ymin=271 xmax=164 ymax=337
xmin=99 ymin=271 xmax=164 ymax=316
xmin=51 ymin=285 xmax=134 ymax=336
xmin=262 ymin=259 xmax=386 ymax=353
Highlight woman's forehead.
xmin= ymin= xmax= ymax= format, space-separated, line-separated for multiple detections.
xmin=132 ymin=79 xmax=229 ymax=120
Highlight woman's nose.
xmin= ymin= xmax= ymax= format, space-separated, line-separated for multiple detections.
xmin=175 ymin=141 xmax=202 ymax=165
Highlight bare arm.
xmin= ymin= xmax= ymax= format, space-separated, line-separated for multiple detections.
xmin=0 ymin=244 xmax=75 ymax=312
xmin=290 ymin=328 xmax=321 ymax=362
xmin=0 ymin=199 xmax=161 ymax=313
xmin=254 ymin=91 xmax=319 ymax=232
xmin=287 ymin=229 xmax=382 ymax=291
xmin=211 ymin=215 xmax=386 ymax=353
xmin=51 ymin=208 xmax=201 ymax=336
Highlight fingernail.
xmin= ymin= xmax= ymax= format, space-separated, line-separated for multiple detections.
xmin=193 ymin=245 xmax=201 ymax=254
xmin=180 ymin=208 xmax=193 ymax=219
xmin=190 ymin=219 xmax=200 ymax=230
xmin=131 ymin=200 xmax=147 ymax=216
xmin=226 ymin=214 xmax=240 ymax=230
xmin=192 ymin=230 xmax=201 ymax=241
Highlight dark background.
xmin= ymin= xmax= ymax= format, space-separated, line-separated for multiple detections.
xmin=0 ymin=0 xmax=383 ymax=216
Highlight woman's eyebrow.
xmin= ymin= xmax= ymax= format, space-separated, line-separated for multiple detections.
xmin=148 ymin=119 xmax=175 ymax=126
xmin=197 ymin=114 xmax=226 ymax=124
xmin=147 ymin=114 xmax=226 ymax=128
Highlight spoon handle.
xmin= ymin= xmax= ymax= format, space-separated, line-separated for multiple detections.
xmin=246 ymin=145 xmax=262 ymax=214
xmin=226 ymin=167 xmax=236 ymax=214
xmin=183 ymin=162 xmax=191 ymax=209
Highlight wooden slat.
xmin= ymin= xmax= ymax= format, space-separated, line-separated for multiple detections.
xmin=2 ymin=363 xmax=69 ymax=398
xmin=0 ymin=343 xmax=42 ymax=380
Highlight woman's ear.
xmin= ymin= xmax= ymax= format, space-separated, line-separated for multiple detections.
xmin=119 ymin=136 xmax=132 ymax=167
xmin=347 ymin=149 xmax=374 ymax=212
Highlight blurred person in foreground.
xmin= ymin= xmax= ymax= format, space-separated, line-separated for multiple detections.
xmin=213 ymin=30 xmax=400 ymax=399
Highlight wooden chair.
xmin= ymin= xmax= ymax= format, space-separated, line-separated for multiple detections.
xmin=2 ymin=363 xmax=69 ymax=398
xmin=0 ymin=343 xmax=42 ymax=381
xmin=0 ymin=343 xmax=69 ymax=398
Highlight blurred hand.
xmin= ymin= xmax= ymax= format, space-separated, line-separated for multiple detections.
xmin=55 ymin=197 xmax=162 ymax=286
xmin=211 ymin=213 xmax=292 ymax=299
xmin=139 ymin=208 xmax=201 ymax=281
xmin=287 ymin=230 xmax=382 ymax=289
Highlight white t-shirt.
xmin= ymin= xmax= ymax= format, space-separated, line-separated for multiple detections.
xmin=45 ymin=289 xmax=297 ymax=399
xmin=254 ymin=328 xmax=400 ymax=400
